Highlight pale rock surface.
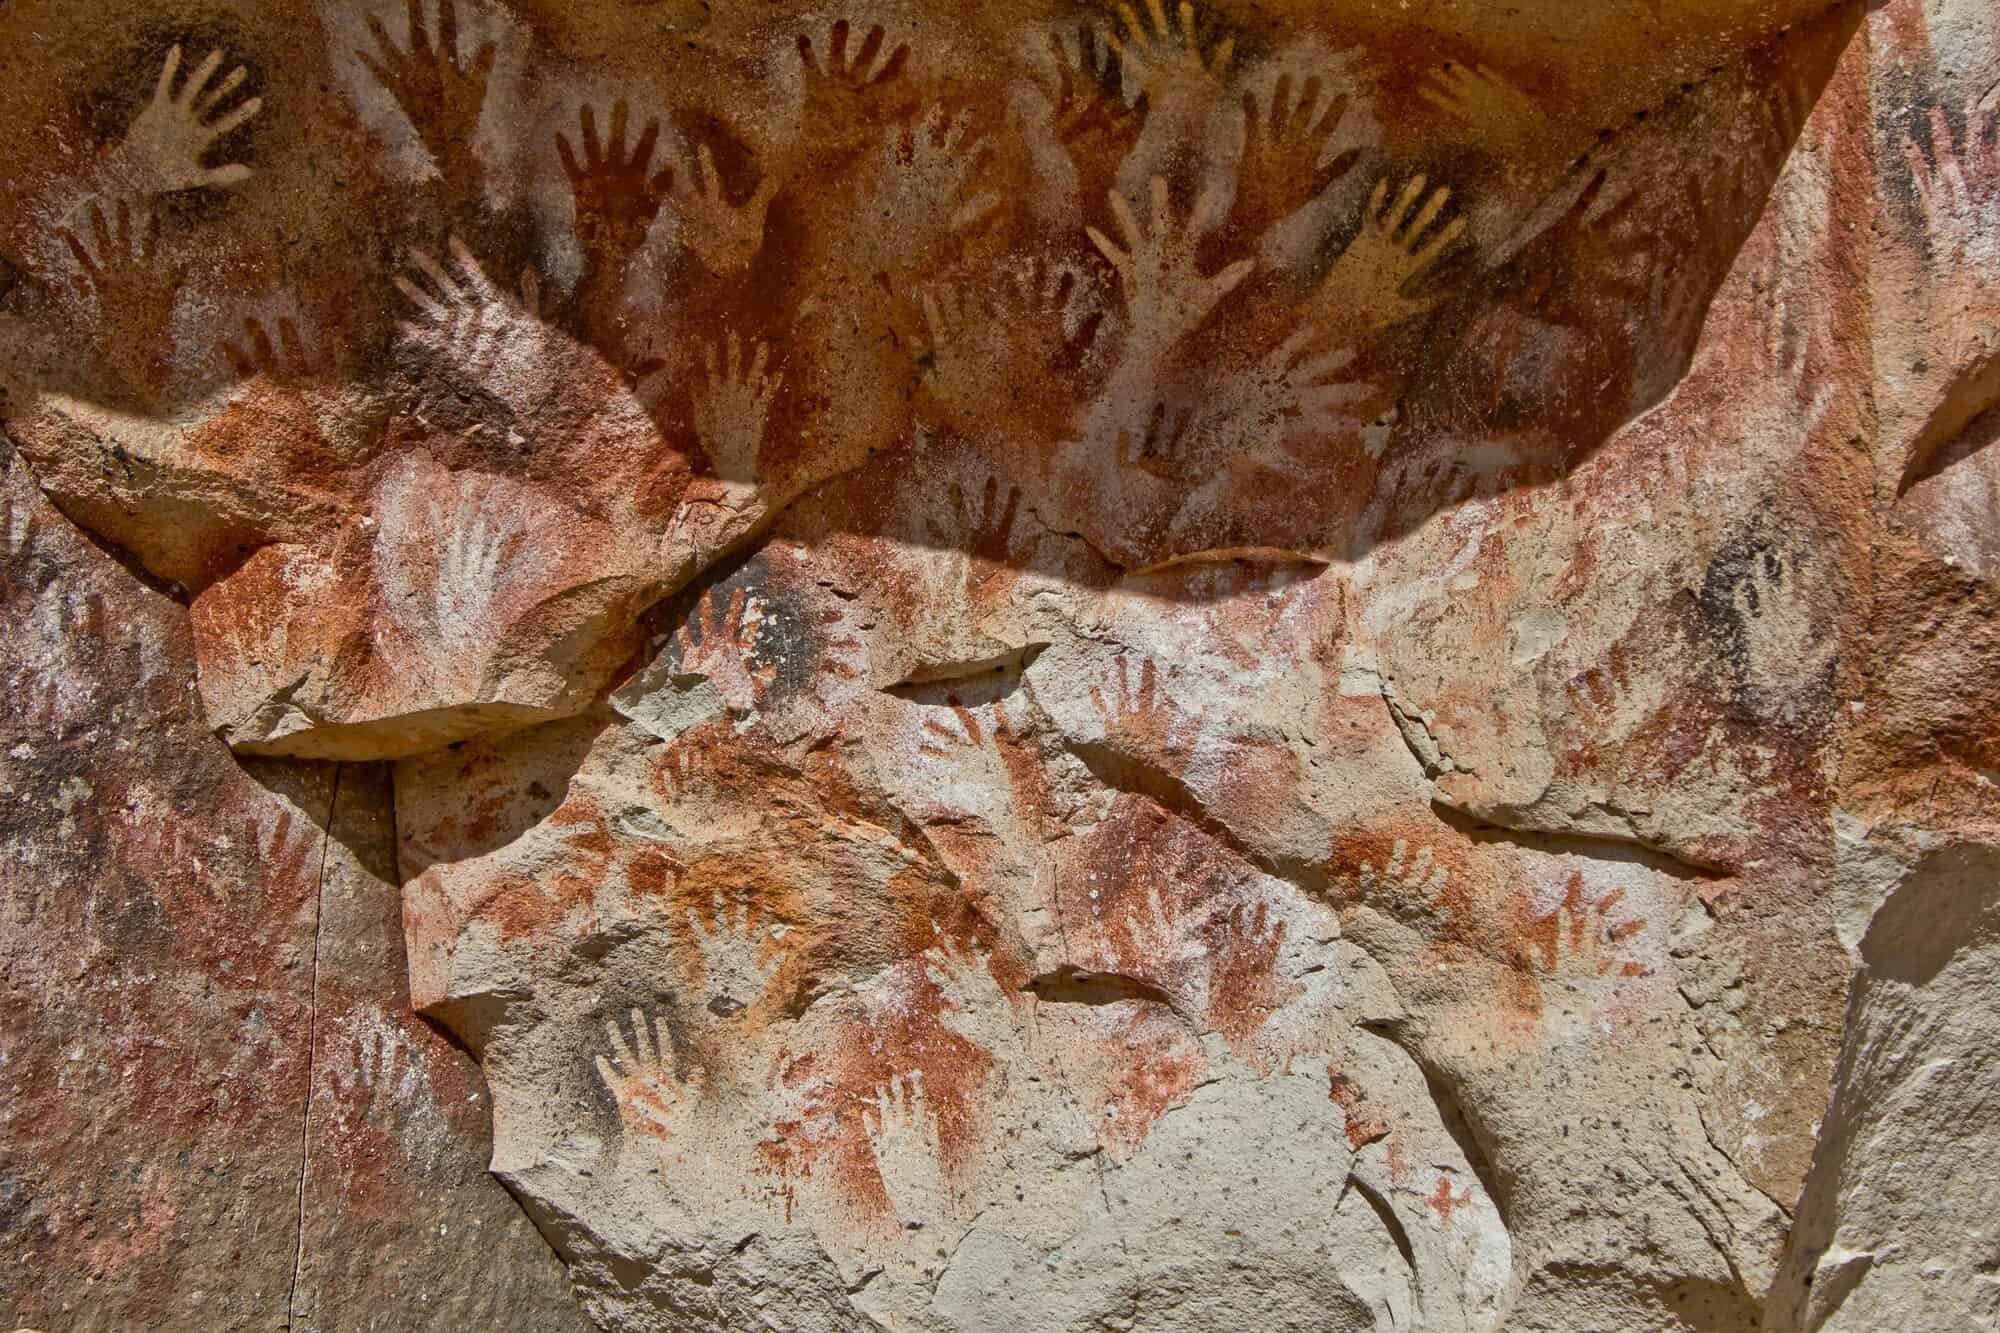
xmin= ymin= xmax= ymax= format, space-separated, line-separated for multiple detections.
xmin=0 ymin=0 xmax=1997 ymax=1330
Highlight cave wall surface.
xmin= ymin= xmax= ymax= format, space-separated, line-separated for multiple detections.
xmin=1 ymin=0 xmax=1997 ymax=1329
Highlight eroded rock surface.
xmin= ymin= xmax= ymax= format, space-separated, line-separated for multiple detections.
xmin=0 ymin=447 xmax=585 ymax=1330
xmin=2 ymin=0 xmax=1998 ymax=1328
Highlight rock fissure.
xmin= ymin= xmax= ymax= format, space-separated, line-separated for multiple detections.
xmin=284 ymin=759 xmax=341 ymax=1331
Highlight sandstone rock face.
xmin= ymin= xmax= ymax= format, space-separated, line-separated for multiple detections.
xmin=0 ymin=449 xmax=586 ymax=1330
xmin=2 ymin=0 xmax=1997 ymax=1329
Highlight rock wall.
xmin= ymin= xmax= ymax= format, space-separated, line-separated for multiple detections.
xmin=0 ymin=448 xmax=587 ymax=1329
xmin=0 ymin=0 xmax=1995 ymax=1329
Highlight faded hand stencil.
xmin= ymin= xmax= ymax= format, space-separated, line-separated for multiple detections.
xmin=4 ymin=0 xmax=1981 ymax=1329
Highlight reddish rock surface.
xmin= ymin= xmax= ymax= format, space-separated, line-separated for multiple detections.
xmin=1 ymin=0 xmax=1997 ymax=1328
xmin=0 ymin=447 xmax=583 ymax=1329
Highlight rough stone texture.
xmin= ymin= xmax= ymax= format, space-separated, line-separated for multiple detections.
xmin=0 ymin=446 xmax=586 ymax=1329
xmin=1764 ymin=2 xmax=2000 ymax=1327
xmin=0 ymin=0 xmax=1996 ymax=1329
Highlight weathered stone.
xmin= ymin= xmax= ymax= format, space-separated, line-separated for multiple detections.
xmin=0 ymin=446 xmax=580 ymax=1329
xmin=1 ymin=0 xmax=1997 ymax=1328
